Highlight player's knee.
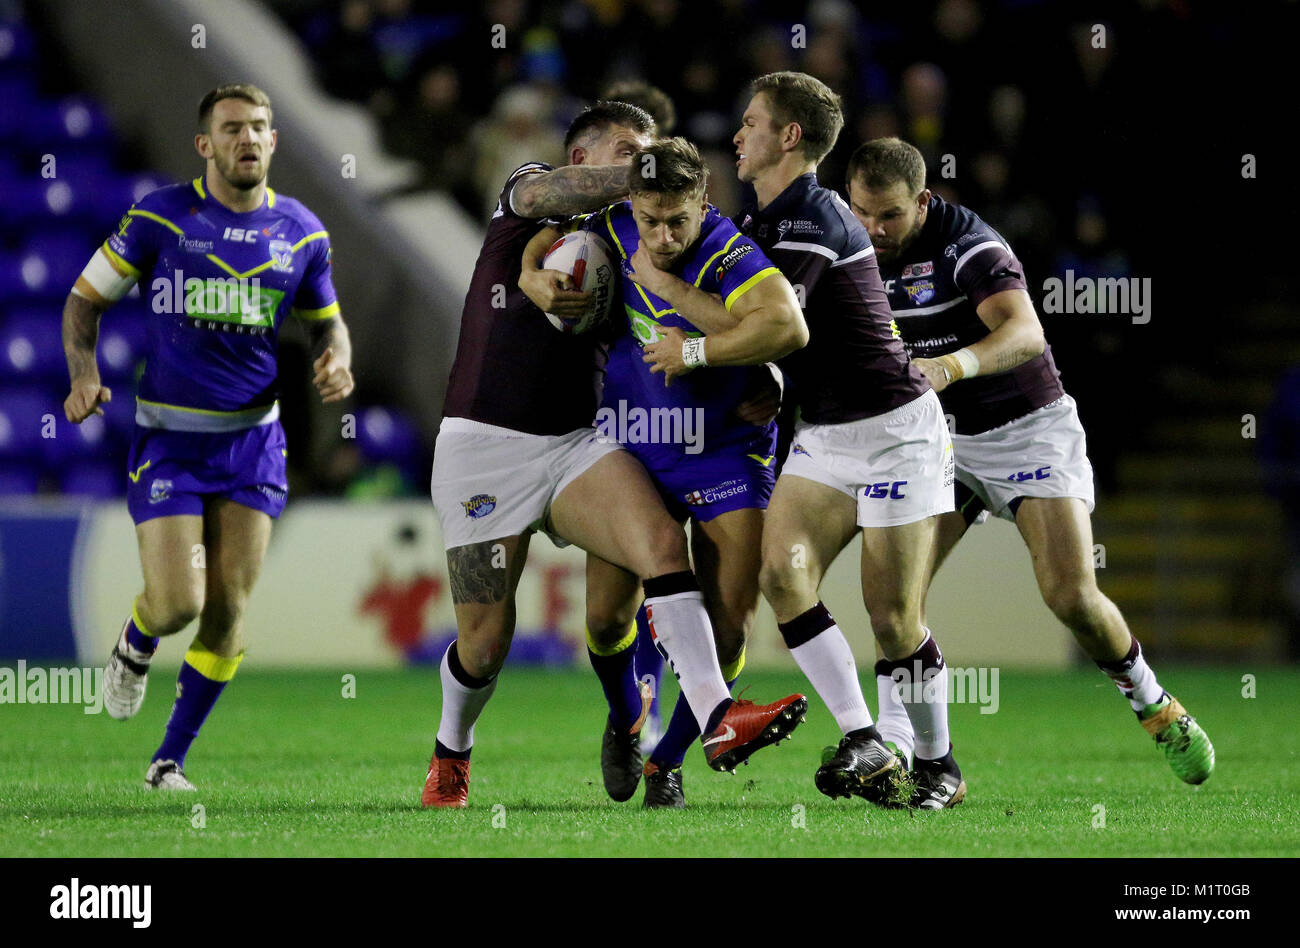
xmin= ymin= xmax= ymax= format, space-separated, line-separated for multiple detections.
xmin=200 ymin=590 xmax=249 ymax=637
xmin=634 ymin=519 xmax=690 ymax=578
xmin=144 ymin=586 xmax=204 ymax=634
xmin=758 ymin=552 xmax=804 ymax=607
xmin=585 ymin=609 xmax=633 ymax=651
xmin=1041 ymin=575 xmax=1099 ymax=629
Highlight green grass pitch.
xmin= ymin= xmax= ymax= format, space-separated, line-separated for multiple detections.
xmin=2 ymin=666 xmax=1297 ymax=857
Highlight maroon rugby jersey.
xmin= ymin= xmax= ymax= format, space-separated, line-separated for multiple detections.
xmin=878 ymin=196 xmax=1064 ymax=435
xmin=442 ymin=162 xmax=603 ymax=435
xmin=734 ymin=174 xmax=928 ymax=425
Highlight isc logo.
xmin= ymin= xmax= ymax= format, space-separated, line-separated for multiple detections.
xmin=864 ymin=480 xmax=908 ymax=499
xmin=223 ymin=227 xmax=258 ymax=243
xmin=1007 ymin=466 xmax=1051 ymax=482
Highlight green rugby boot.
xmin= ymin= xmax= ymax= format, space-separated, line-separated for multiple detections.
xmin=1140 ymin=693 xmax=1214 ymax=785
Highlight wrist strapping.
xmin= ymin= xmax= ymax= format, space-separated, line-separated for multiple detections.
xmin=934 ymin=347 xmax=979 ymax=383
xmin=682 ymin=336 xmax=708 ymax=368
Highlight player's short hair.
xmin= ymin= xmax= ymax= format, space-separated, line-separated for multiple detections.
xmin=750 ymin=71 xmax=844 ymax=164
xmin=846 ymin=137 xmax=927 ymax=196
xmin=563 ymin=100 xmax=656 ymax=153
xmin=600 ymin=81 xmax=677 ymax=135
xmin=198 ymin=83 xmax=273 ymax=133
xmin=628 ymin=137 xmax=708 ymax=200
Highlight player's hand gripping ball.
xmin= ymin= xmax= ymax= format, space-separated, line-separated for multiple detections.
xmin=538 ymin=231 xmax=616 ymax=334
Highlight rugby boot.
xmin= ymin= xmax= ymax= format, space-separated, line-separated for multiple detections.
xmin=145 ymin=759 xmax=196 ymax=791
xmin=422 ymin=752 xmax=470 ymax=808
xmin=908 ymin=750 xmax=967 ymax=809
xmin=601 ymin=679 xmax=654 ymax=801
xmin=642 ymin=760 xmax=686 ymax=809
xmin=816 ymin=733 xmax=913 ymax=807
xmin=702 ymin=693 xmax=807 ymax=773
xmin=1139 ymin=693 xmax=1214 ymax=785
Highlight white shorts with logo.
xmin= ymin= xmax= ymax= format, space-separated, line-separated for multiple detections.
xmin=430 ymin=417 xmax=623 ymax=549
xmin=782 ymin=389 xmax=955 ymax=528
xmin=953 ymin=394 xmax=1096 ymax=523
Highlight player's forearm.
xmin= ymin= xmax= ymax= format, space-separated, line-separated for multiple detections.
xmin=307 ymin=315 xmax=352 ymax=367
xmin=690 ymin=307 xmax=807 ymax=368
xmin=512 ymin=166 xmax=632 ymax=218
xmin=62 ymin=293 xmax=104 ymax=383
xmin=965 ymin=315 xmax=1045 ymax=375
xmin=654 ymin=278 xmax=741 ymax=335
xmin=522 ymin=226 xmax=562 ymax=272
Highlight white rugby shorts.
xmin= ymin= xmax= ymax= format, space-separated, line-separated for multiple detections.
xmin=954 ymin=394 xmax=1096 ymax=522
xmin=781 ymin=389 xmax=956 ymax=528
xmin=430 ymin=417 xmax=623 ymax=549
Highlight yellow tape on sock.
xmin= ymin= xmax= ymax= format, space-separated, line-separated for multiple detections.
xmin=721 ymin=646 xmax=747 ymax=682
xmin=183 ymin=640 xmax=244 ymax=682
xmin=587 ymin=622 xmax=637 ymax=657
xmin=131 ymin=596 xmax=154 ymax=638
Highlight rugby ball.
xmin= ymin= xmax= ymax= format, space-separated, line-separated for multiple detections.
xmin=539 ymin=231 xmax=616 ymax=334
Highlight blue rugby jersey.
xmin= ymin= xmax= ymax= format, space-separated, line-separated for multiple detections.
xmin=102 ymin=176 xmax=339 ymax=431
xmin=585 ymin=201 xmax=781 ymax=471
xmin=878 ymin=195 xmax=1064 ymax=434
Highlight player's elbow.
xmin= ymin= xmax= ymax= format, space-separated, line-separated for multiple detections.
xmin=773 ymin=307 xmax=809 ymax=358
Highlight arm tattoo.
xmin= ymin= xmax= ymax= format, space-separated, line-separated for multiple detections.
xmin=513 ymin=165 xmax=631 ymax=218
xmin=62 ymin=293 xmax=105 ymax=383
xmin=993 ymin=347 xmax=1036 ymax=372
xmin=447 ymin=541 xmax=510 ymax=605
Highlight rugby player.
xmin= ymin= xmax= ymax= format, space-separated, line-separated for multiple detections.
xmin=424 ymin=105 xmax=807 ymax=808
xmin=845 ymin=137 xmax=1214 ymax=784
xmin=646 ymin=72 xmax=965 ymax=809
xmin=521 ymin=137 xmax=804 ymax=807
xmin=63 ymin=84 xmax=355 ymax=790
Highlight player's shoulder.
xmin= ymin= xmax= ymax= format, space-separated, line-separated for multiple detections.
xmin=128 ymin=180 xmax=197 ymax=217
xmin=779 ymin=178 xmax=861 ymax=256
xmin=266 ymin=190 xmax=328 ymax=235
xmin=932 ymin=195 xmax=1009 ymax=260
xmin=698 ymin=205 xmax=743 ymax=250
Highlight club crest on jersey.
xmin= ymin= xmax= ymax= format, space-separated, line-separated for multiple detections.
xmin=901 ymin=261 xmax=933 ymax=278
xmin=791 ymin=443 xmax=811 ymax=458
xmin=461 ymin=493 xmax=497 ymax=519
xmin=269 ymin=240 xmax=294 ymax=272
xmin=149 ymin=478 xmax=173 ymax=504
xmin=905 ymin=279 xmax=936 ymax=305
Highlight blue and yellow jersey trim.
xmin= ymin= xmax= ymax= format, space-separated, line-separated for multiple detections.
xmin=723 ymin=267 xmax=780 ymax=311
xmin=292 ymin=301 xmax=341 ymax=321
xmin=193 ymin=176 xmax=276 ymax=208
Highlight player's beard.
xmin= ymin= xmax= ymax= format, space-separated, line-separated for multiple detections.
xmin=214 ymin=149 xmax=268 ymax=192
xmin=874 ymin=216 xmax=925 ymax=266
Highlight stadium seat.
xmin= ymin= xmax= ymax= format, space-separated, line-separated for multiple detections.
xmin=0 ymin=310 xmax=67 ymax=385
xmin=40 ymin=406 xmax=111 ymax=468
xmin=97 ymin=301 xmax=148 ymax=385
xmin=356 ymin=405 xmax=424 ymax=472
xmin=0 ymin=386 xmax=59 ymax=463
xmin=0 ymin=461 xmax=39 ymax=496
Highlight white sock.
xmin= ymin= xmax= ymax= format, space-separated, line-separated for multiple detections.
xmin=875 ymin=671 xmax=915 ymax=764
xmin=436 ymin=644 xmax=498 ymax=753
xmin=1099 ymin=638 xmax=1164 ymax=711
xmin=892 ymin=629 xmax=950 ymax=762
xmin=789 ymin=626 xmax=872 ymax=734
xmin=644 ymin=589 xmax=730 ymax=732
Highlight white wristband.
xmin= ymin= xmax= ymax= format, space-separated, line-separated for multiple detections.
xmin=952 ymin=347 xmax=980 ymax=379
xmin=682 ymin=337 xmax=708 ymax=368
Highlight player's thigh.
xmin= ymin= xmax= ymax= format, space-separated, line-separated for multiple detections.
xmin=548 ymin=450 xmax=688 ymax=578
xmin=585 ymin=551 xmax=642 ymax=644
xmin=859 ymin=515 xmax=936 ymax=632
xmin=692 ymin=507 xmax=764 ymax=656
xmin=1014 ymin=496 xmax=1097 ymax=600
xmin=447 ymin=532 xmax=532 ymax=674
xmin=135 ymin=514 xmax=206 ymax=620
xmin=202 ymin=497 xmax=273 ymax=607
xmin=759 ymin=475 xmax=859 ymax=611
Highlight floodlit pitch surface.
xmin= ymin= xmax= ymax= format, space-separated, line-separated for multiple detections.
xmin=2 ymin=667 xmax=1296 ymax=857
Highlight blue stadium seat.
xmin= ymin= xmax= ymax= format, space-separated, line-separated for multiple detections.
xmin=97 ymin=301 xmax=148 ymax=385
xmin=0 ymin=387 xmax=59 ymax=463
xmin=41 ymin=408 xmax=111 ymax=468
xmin=0 ymin=309 xmax=66 ymax=385
xmin=356 ymin=405 xmax=424 ymax=470
xmin=28 ymin=97 xmax=115 ymax=153
xmin=0 ymin=23 xmax=37 ymax=75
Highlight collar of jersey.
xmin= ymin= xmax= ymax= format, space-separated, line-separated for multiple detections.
xmin=192 ymin=175 xmax=277 ymax=212
xmin=754 ymin=172 xmax=818 ymax=218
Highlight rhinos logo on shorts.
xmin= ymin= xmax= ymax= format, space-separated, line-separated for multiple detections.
xmin=461 ymin=494 xmax=497 ymax=519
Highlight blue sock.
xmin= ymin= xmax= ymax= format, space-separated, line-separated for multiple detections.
xmin=152 ymin=642 xmax=241 ymax=768
xmin=651 ymin=648 xmax=744 ymax=768
xmin=587 ymin=623 xmax=642 ymax=731
xmin=632 ymin=603 xmax=663 ymax=720
xmin=124 ymin=600 xmax=158 ymax=656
